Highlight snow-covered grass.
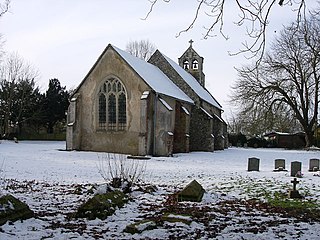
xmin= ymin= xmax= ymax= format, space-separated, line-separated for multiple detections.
xmin=0 ymin=140 xmax=319 ymax=239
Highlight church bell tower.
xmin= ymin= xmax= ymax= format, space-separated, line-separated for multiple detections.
xmin=178 ymin=40 xmax=205 ymax=87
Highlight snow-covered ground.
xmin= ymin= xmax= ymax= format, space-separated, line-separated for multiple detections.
xmin=0 ymin=140 xmax=319 ymax=239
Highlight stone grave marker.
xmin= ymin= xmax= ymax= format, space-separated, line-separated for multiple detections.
xmin=248 ymin=157 xmax=260 ymax=171
xmin=291 ymin=161 xmax=302 ymax=177
xmin=0 ymin=195 xmax=34 ymax=226
xmin=273 ymin=159 xmax=287 ymax=172
xmin=309 ymin=158 xmax=320 ymax=172
xmin=288 ymin=177 xmax=303 ymax=199
xmin=177 ymin=179 xmax=205 ymax=202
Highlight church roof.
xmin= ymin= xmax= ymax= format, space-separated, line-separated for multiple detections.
xmin=112 ymin=45 xmax=194 ymax=104
xmin=160 ymin=52 xmax=222 ymax=110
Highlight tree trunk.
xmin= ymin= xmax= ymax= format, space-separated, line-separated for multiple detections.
xmin=304 ymin=130 xmax=314 ymax=148
xmin=47 ymin=122 xmax=54 ymax=134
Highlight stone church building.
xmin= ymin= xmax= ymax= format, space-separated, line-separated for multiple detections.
xmin=66 ymin=41 xmax=227 ymax=156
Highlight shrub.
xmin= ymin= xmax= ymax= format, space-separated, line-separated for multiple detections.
xmin=97 ymin=153 xmax=147 ymax=192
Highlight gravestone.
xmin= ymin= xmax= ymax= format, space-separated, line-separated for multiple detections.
xmin=248 ymin=157 xmax=260 ymax=171
xmin=291 ymin=161 xmax=302 ymax=177
xmin=273 ymin=159 xmax=287 ymax=171
xmin=74 ymin=190 xmax=128 ymax=220
xmin=0 ymin=195 xmax=34 ymax=226
xmin=288 ymin=177 xmax=303 ymax=199
xmin=309 ymin=158 xmax=320 ymax=172
xmin=177 ymin=180 xmax=205 ymax=202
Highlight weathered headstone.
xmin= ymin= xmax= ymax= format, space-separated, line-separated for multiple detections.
xmin=248 ymin=157 xmax=260 ymax=171
xmin=177 ymin=180 xmax=205 ymax=202
xmin=74 ymin=190 xmax=128 ymax=220
xmin=291 ymin=161 xmax=302 ymax=177
xmin=288 ymin=177 xmax=303 ymax=199
xmin=0 ymin=195 xmax=34 ymax=226
xmin=273 ymin=159 xmax=287 ymax=171
xmin=309 ymin=158 xmax=320 ymax=172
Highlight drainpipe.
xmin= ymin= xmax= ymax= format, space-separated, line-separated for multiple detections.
xmin=153 ymin=92 xmax=158 ymax=156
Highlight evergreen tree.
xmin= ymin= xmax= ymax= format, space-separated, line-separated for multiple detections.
xmin=43 ymin=78 xmax=69 ymax=134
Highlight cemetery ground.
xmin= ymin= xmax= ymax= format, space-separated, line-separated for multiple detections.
xmin=0 ymin=141 xmax=320 ymax=239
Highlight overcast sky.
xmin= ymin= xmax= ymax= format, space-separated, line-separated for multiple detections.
xmin=1 ymin=0 xmax=318 ymax=118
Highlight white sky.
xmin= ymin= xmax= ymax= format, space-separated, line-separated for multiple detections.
xmin=0 ymin=0 xmax=318 ymax=118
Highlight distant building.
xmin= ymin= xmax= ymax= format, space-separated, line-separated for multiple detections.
xmin=264 ymin=132 xmax=305 ymax=149
xmin=66 ymin=41 xmax=227 ymax=156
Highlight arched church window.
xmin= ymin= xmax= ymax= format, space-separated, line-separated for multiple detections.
xmin=192 ymin=59 xmax=198 ymax=69
xmin=183 ymin=60 xmax=189 ymax=70
xmin=98 ymin=77 xmax=127 ymax=131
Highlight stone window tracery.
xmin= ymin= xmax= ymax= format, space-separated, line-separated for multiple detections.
xmin=98 ymin=77 xmax=127 ymax=131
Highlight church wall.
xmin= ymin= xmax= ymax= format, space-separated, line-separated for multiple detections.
xmin=201 ymin=101 xmax=227 ymax=150
xmin=201 ymin=101 xmax=221 ymax=117
xmin=66 ymin=93 xmax=82 ymax=150
xmin=149 ymin=51 xmax=226 ymax=151
xmin=71 ymin=48 xmax=152 ymax=155
xmin=139 ymin=91 xmax=157 ymax=156
xmin=189 ymin=107 xmax=214 ymax=151
xmin=173 ymin=102 xmax=191 ymax=153
xmin=212 ymin=118 xmax=224 ymax=150
xmin=154 ymin=95 xmax=176 ymax=156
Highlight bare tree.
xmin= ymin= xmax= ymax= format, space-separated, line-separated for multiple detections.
xmin=144 ymin=0 xmax=308 ymax=61
xmin=231 ymin=14 xmax=320 ymax=147
xmin=0 ymin=52 xmax=39 ymax=137
xmin=0 ymin=35 xmax=5 ymax=61
xmin=0 ymin=0 xmax=10 ymax=60
xmin=228 ymin=103 xmax=301 ymax=137
xmin=125 ymin=39 xmax=156 ymax=61
xmin=0 ymin=0 xmax=10 ymax=18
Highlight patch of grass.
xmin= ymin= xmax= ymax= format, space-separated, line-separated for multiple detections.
xmin=266 ymin=191 xmax=319 ymax=210
xmin=211 ymin=175 xmax=320 ymax=213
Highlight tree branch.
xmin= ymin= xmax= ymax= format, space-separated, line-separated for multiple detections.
xmin=143 ymin=0 xmax=307 ymax=63
xmin=0 ymin=0 xmax=10 ymax=18
xmin=176 ymin=0 xmax=205 ymax=38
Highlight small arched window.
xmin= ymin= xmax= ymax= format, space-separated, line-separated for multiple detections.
xmin=192 ymin=59 xmax=198 ymax=69
xmin=98 ymin=77 xmax=127 ymax=131
xmin=183 ymin=60 xmax=189 ymax=70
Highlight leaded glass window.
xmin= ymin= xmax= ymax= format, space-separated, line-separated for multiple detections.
xmin=108 ymin=94 xmax=116 ymax=130
xmin=97 ymin=77 xmax=127 ymax=131
xmin=118 ymin=93 xmax=126 ymax=131
xmin=98 ymin=93 xmax=106 ymax=128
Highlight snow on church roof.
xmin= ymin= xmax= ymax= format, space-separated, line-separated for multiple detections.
xmin=161 ymin=52 xmax=222 ymax=110
xmin=112 ymin=45 xmax=194 ymax=104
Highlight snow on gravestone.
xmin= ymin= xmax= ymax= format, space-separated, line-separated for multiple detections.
xmin=248 ymin=157 xmax=260 ymax=171
xmin=309 ymin=159 xmax=320 ymax=172
xmin=177 ymin=180 xmax=205 ymax=202
xmin=291 ymin=161 xmax=302 ymax=177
